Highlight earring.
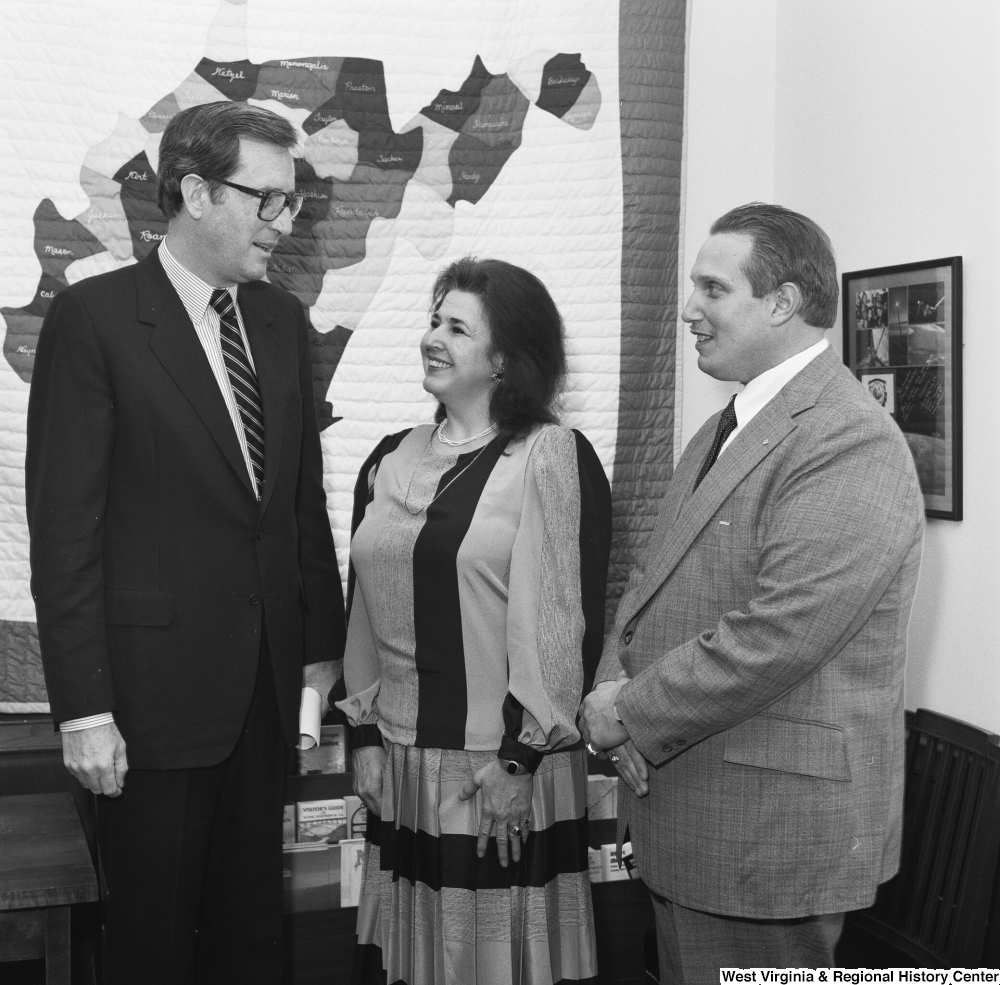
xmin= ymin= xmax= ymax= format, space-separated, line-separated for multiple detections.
xmin=491 ymin=366 xmax=505 ymax=383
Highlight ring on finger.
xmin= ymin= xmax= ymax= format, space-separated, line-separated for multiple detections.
xmin=586 ymin=742 xmax=597 ymax=755
xmin=511 ymin=826 xmax=521 ymax=837
xmin=610 ymin=754 xmax=620 ymax=763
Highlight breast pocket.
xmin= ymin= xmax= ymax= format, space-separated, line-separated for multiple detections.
xmin=687 ymin=507 xmax=757 ymax=603
xmin=691 ymin=512 xmax=749 ymax=550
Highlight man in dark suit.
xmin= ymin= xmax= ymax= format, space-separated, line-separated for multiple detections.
xmin=580 ymin=204 xmax=924 ymax=981
xmin=26 ymin=101 xmax=346 ymax=983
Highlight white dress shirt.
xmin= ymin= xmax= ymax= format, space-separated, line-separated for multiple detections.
xmin=717 ymin=337 xmax=830 ymax=459
xmin=159 ymin=240 xmax=260 ymax=494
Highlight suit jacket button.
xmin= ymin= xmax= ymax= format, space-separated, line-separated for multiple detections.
xmin=249 ymin=594 xmax=261 ymax=605
xmin=256 ymin=530 xmax=264 ymax=540
xmin=676 ymin=739 xmax=686 ymax=746
xmin=624 ymin=631 xmax=634 ymax=645
xmin=662 ymin=743 xmax=672 ymax=752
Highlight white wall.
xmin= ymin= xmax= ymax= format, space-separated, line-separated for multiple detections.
xmin=680 ymin=0 xmax=777 ymax=447
xmin=682 ymin=0 xmax=1000 ymax=731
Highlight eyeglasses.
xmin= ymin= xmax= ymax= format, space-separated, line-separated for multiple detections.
xmin=199 ymin=176 xmax=304 ymax=221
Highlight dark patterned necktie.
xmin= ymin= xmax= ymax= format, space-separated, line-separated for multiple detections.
xmin=694 ymin=394 xmax=737 ymax=490
xmin=210 ymin=288 xmax=264 ymax=498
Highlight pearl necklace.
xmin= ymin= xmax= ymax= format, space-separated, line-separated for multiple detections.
xmin=404 ymin=429 xmax=493 ymax=515
xmin=437 ymin=418 xmax=498 ymax=446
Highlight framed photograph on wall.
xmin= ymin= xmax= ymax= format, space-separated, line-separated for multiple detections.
xmin=842 ymin=257 xmax=962 ymax=520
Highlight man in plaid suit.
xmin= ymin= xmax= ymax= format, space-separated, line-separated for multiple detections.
xmin=581 ymin=203 xmax=924 ymax=981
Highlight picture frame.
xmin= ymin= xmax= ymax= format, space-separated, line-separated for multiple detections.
xmin=842 ymin=257 xmax=962 ymax=520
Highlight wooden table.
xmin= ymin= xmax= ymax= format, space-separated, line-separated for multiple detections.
xmin=0 ymin=792 xmax=99 ymax=984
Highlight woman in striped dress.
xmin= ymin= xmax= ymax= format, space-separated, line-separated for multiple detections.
xmin=337 ymin=257 xmax=611 ymax=985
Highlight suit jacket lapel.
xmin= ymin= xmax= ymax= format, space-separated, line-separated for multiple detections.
xmin=618 ymin=349 xmax=839 ymax=626
xmin=141 ymin=251 xmax=257 ymax=499
xmin=240 ymin=293 xmax=283 ymax=516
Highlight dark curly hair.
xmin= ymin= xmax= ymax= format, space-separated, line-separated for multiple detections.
xmin=429 ymin=257 xmax=566 ymax=444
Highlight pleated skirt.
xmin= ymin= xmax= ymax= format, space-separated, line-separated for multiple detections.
xmin=352 ymin=742 xmax=598 ymax=985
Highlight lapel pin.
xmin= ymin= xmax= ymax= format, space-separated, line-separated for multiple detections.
xmin=762 ymin=439 xmax=769 ymax=445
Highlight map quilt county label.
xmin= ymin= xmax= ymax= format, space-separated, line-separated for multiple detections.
xmin=2 ymin=42 xmax=600 ymax=433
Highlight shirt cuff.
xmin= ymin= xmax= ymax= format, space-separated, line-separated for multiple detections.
xmin=298 ymin=687 xmax=323 ymax=750
xmin=59 ymin=712 xmax=115 ymax=732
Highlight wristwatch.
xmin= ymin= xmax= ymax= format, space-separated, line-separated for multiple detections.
xmin=499 ymin=758 xmax=530 ymax=776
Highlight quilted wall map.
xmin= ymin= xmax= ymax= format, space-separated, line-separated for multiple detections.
xmin=0 ymin=0 xmax=684 ymax=711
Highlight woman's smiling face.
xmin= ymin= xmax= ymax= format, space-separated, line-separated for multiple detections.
xmin=420 ymin=289 xmax=497 ymax=410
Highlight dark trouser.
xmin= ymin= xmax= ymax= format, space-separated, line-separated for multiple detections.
xmin=96 ymin=633 xmax=287 ymax=985
xmin=649 ymin=888 xmax=844 ymax=985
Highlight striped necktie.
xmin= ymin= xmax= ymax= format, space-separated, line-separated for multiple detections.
xmin=694 ymin=394 xmax=737 ymax=490
xmin=210 ymin=288 xmax=264 ymax=498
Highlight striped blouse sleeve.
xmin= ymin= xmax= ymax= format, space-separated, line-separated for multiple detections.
xmin=501 ymin=426 xmax=611 ymax=769
xmin=335 ymin=435 xmax=399 ymax=740
xmin=336 ymin=578 xmax=381 ymax=731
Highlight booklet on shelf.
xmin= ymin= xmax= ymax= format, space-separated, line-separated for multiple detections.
xmin=601 ymin=843 xmax=630 ymax=882
xmin=297 ymin=798 xmax=348 ymax=845
xmin=298 ymin=723 xmax=347 ymax=774
xmin=340 ymin=838 xmax=366 ymax=907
